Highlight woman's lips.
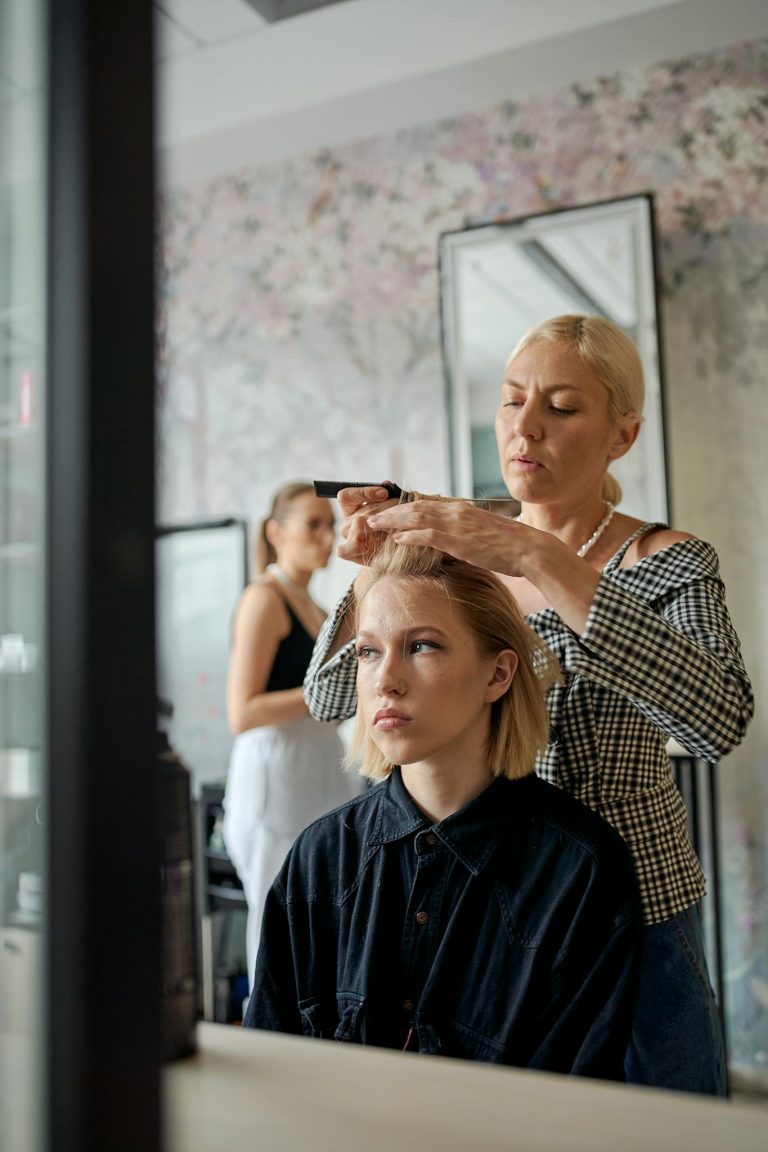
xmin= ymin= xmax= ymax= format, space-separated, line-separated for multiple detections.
xmin=510 ymin=454 xmax=541 ymax=473
xmin=374 ymin=709 xmax=410 ymax=730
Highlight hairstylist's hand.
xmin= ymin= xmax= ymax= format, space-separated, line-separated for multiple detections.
xmin=365 ymin=499 xmax=536 ymax=578
xmin=336 ymin=485 xmax=401 ymax=565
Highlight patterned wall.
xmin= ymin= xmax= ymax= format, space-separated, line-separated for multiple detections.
xmin=159 ymin=38 xmax=768 ymax=1074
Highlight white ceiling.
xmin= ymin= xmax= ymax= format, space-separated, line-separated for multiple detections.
xmin=155 ymin=0 xmax=768 ymax=183
xmin=155 ymin=0 xmax=684 ymax=144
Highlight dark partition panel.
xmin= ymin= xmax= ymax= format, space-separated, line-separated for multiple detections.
xmin=46 ymin=2 xmax=160 ymax=1149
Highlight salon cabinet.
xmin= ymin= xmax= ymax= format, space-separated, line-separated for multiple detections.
xmin=669 ymin=747 xmax=727 ymax=1048
xmin=196 ymin=783 xmax=249 ymax=1023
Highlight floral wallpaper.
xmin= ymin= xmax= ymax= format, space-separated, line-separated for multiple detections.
xmin=160 ymin=38 xmax=768 ymax=1076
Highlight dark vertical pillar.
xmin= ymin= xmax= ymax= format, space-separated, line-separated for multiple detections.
xmin=46 ymin=2 xmax=160 ymax=1149
xmin=707 ymin=762 xmax=728 ymax=1077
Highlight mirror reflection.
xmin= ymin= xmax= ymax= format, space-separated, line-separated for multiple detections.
xmin=440 ymin=195 xmax=668 ymax=519
xmin=154 ymin=0 xmax=767 ymax=1118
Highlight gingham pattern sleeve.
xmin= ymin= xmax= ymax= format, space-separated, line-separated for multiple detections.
xmin=575 ymin=539 xmax=753 ymax=761
xmin=303 ymin=583 xmax=359 ymax=722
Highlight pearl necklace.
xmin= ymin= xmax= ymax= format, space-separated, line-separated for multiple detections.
xmin=576 ymin=502 xmax=616 ymax=558
xmin=516 ymin=502 xmax=616 ymax=557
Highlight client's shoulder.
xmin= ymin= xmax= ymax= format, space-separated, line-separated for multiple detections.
xmin=517 ymin=775 xmax=634 ymax=867
xmin=278 ymin=782 xmax=384 ymax=895
xmin=293 ymin=782 xmax=381 ymax=849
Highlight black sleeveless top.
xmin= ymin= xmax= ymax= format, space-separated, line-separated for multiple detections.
xmin=265 ymin=599 xmax=316 ymax=693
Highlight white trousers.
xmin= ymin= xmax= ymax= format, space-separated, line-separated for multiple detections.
xmin=222 ymin=715 xmax=361 ymax=990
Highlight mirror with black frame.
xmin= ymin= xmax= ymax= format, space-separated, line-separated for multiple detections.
xmin=439 ymin=194 xmax=669 ymax=522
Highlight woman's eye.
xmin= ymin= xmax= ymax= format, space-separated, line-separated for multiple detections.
xmin=500 ymin=398 xmax=576 ymax=414
xmin=410 ymin=640 xmax=439 ymax=654
xmin=355 ymin=645 xmax=378 ymax=661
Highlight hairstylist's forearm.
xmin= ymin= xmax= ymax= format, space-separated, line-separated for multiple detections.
xmin=518 ymin=534 xmax=602 ymax=635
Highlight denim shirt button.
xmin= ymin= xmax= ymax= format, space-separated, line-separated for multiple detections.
xmin=415 ymin=910 xmax=429 ymax=925
xmin=402 ymin=998 xmax=415 ymax=1012
xmin=425 ymin=833 xmax=438 ymax=846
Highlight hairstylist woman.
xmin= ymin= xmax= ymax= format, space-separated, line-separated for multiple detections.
xmin=303 ymin=316 xmax=754 ymax=1094
xmin=223 ymin=481 xmax=361 ymax=990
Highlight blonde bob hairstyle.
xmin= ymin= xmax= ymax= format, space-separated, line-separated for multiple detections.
xmin=345 ymin=529 xmax=560 ymax=783
xmin=508 ymin=314 xmax=645 ymax=506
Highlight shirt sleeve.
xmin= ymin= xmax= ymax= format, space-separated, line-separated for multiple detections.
xmin=528 ymin=834 xmax=642 ymax=1081
xmin=572 ymin=541 xmax=753 ymax=761
xmin=532 ymin=912 xmax=641 ymax=1081
xmin=303 ymin=583 xmax=359 ymax=722
xmin=243 ymin=880 xmax=302 ymax=1035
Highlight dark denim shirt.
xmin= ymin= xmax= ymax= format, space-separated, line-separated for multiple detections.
xmin=245 ymin=769 xmax=641 ymax=1081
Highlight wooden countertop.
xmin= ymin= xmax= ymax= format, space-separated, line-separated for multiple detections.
xmin=164 ymin=1023 xmax=767 ymax=1152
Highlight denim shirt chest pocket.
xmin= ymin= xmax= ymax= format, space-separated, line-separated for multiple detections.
xmin=299 ymin=992 xmax=366 ymax=1042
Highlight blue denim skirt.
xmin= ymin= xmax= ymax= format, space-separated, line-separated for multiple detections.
xmin=624 ymin=904 xmax=726 ymax=1095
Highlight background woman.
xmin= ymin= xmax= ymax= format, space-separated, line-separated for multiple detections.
xmin=247 ymin=534 xmax=642 ymax=1080
xmin=304 ymin=315 xmax=754 ymax=1094
xmin=223 ymin=481 xmax=361 ymax=988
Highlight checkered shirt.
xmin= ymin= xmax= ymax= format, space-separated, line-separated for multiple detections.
xmin=304 ymin=528 xmax=754 ymax=924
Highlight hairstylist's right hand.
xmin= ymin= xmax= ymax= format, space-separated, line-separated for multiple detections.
xmin=337 ymin=485 xmax=399 ymax=565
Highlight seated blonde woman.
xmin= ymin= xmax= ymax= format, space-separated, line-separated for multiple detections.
xmin=245 ymin=531 xmax=642 ymax=1080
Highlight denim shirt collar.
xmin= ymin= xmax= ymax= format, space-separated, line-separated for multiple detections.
xmin=368 ymin=767 xmax=533 ymax=876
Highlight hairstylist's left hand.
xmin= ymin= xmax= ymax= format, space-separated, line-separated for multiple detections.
xmin=336 ymin=484 xmax=400 ymax=565
xmin=366 ymin=500 xmax=534 ymax=578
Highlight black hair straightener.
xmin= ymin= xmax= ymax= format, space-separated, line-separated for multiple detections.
xmin=313 ymin=480 xmax=517 ymax=513
xmin=313 ymin=480 xmax=403 ymax=499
